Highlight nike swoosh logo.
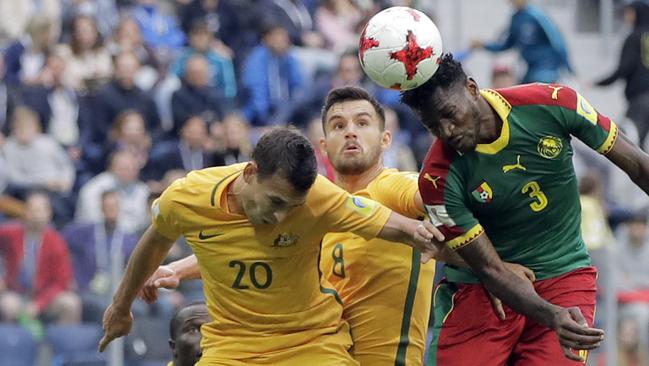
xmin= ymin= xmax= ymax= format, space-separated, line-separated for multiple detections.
xmin=198 ymin=230 xmax=223 ymax=240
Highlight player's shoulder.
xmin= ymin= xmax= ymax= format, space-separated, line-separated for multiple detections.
xmin=367 ymin=168 xmax=418 ymax=195
xmin=162 ymin=163 xmax=246 ymax=202
xmin=493 ymin=83 xmax=578 ymax=110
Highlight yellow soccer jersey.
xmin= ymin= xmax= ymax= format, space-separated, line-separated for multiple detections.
xmin=321 ymin=169 xmax=436 ymax=366
xmin=152 ymin=163 xmax=392 ymax=365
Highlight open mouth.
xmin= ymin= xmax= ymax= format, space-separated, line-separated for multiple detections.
xmin=343 ymin=143 xmax=362 ymax=153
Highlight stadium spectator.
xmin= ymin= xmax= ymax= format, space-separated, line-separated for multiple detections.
xmin=63 ymin=190 xmax=138 ymax=322
xmin=16 ymin=52 xmax=81 ymax=149
xmin=241 ymin=24 xmax=304 ymax=127
xmin=207 ymin=112 xmax=252 ymax=168
xmin=0 ymin=155 xmax=25 ymax=220
xmin=107 ymin=110 xmax=152 ymax=170
xmin=167 ymin=302 xmax=210 ymax=366
xmin=255 ymin=0 xmax=324 ymax=48
xmin=94 ymin=51 xmax=161 ymax=141
xmin=171 ymin=54 xmax=226 ymax=137
xmin=146 ymin=115 xmax=218 ymax=182
xmin=617 ymin=316 xmax=649 ymax=366
xmin=314 ymin=0 xmax=363 ymax=53
xmin=131 ymin=0 xmax=186 ymax=53
xmin=171 ymin=20 xmax=237 ymax=103
xmin=470 ymin=0 xmax=573 ymax=83
xmin=56 ymin=14 xmax=113 ymax=93
xmin=0 ymin=191 xmax=81 ymax=324
xmin=490 ymin=64 xmax=516 ymax=89
xmin=0 ymin=0 xmax=60 ymax=46
xmin=3 ymin=16 xmax=57 ymax=86
xmin=594 ymin=1 xmax=649 ymax=146
xmin=382 ymin=107 xmax=417 ymax=172
xmin=61 ymin=0 xmax=120 ymax=39
xmin=2 ymin=106 xmax=75 ymax=226
xmin=107 ymin=17 xmax=158 ymax=69
xmin=75 ymin=151 xmax=150 ymax=234
xmin=616 ymin=212 xmax=649 ymax=349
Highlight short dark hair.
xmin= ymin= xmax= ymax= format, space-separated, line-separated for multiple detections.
xmin=251 ymin=127 xmax=317 ymax=192
xmin=400 ymin=53 xmax=467 ymax=130
xmin=169 ymin=302 xmax=207 ymax=340
xmin=321 ymin=86 xmax=385 ymax=132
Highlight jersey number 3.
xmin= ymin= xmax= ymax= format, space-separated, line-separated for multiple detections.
xmin=521 ymin=181 xmax=548 ymax=212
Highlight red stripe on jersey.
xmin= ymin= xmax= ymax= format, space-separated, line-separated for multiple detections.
xmin=419 ymin=139 xmax=454 ymax=205
xmin=419 ymin=139 xmax=465 ymax=240
xmin=495 ymin=83 xmax=612 ymax=131
xmin=495 ymin=83 xmax=578 ymax=110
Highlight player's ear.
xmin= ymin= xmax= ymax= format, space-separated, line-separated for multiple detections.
xmin=381 ymin=129 xmax=392 ymax=150
xmin=466 ymin=77 xmax=479 ymax=98
xmin=243 ymin=162 xmax=257 ymax=184
xmin=319 ymin=137 xmax=328 ymax=155
xmin=169 ymin=339 xmax=176 ymax=355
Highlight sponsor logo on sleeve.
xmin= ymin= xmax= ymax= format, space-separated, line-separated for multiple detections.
xmin=345 ymin=195 xmax=376 ymax=216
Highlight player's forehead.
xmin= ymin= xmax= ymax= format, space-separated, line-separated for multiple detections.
xmin=259 ymin=173 xmax=308 ymax=204
xmin=326 ymin=100 xmax=377 ymax=122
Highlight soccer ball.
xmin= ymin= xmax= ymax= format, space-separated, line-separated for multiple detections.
xmin=358 ymin=7 xmax=443 ymax=91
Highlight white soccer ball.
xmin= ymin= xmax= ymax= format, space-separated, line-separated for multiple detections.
xmin=358 ymin=7 xmax=443 ymax=91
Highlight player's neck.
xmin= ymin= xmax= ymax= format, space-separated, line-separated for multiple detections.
xmin=477 ymin=98 xmax=504 ymax=144
xmin=225 ymin=176 xmax=245 ymax=215
xmin=334 ymin=162 xmax=384 ymax=193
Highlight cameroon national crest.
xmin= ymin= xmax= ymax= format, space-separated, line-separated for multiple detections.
xmin=537 ymin=136 xmax=563 ymax=159
xmin=471 ymin=181 xmax=493 ymax=203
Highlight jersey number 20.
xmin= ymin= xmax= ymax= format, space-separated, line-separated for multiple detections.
xmin=229 ymin=260 xmax=273 ymax=289
xmin=521 ymin=181 xmax=548 ymax=212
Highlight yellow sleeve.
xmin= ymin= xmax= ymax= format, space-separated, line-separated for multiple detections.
xmin=371 ymin=172 xmax=423 ymax=219
xmin=315 ymin=177 xmax=392 ymax=240
xmin=151 ymin=181 xmax=184 ymax=241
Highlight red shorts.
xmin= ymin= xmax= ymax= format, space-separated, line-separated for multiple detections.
xmin=428 ymin=266 xmax=597 ymax=366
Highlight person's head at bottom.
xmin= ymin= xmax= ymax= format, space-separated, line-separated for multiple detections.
xmin=169 ymin=302 xmax=210 ymax=366
xmin=237 ymin=127 xmax=317 ymax=226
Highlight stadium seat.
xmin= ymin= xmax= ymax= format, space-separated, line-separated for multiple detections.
xmin=46 ymin=323 xmax=106 ymax=366
xmin=0 ymin=324 xmax=38 ymax=366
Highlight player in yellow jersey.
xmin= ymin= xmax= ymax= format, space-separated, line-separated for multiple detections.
xmin=139 ymin=87 xmax=534 ymax=366
xmin=97 ymin=127 xmax=445 ymax=365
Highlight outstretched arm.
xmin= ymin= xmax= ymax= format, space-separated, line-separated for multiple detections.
xmin=456 ymin=233 xmax=603 ymax=361
xmin=605 ymin=131 xmax=649 ymax=194
xmin=139 ymin=254 xmax=201 ymax=303
xmin=98 ymin=226 xmax=176 ymax=351
xmin=376 ymin=212 xmax=445 ymax=261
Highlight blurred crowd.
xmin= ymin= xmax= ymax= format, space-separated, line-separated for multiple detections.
xmin=0 ymin=0 xmax=648 ymax=365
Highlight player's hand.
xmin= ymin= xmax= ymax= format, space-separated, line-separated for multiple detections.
xmin=138 ymin=265 xmax=180 ymax=303
xmin=98 ymin=303 xmax=133 ymax=352
xmin=413 ymin=221 xmax=445 ymax=262
xmin=552 ymin=306 xmax=604 ymax=362
xmin=488 ymin=263 xmax=536 ymax=320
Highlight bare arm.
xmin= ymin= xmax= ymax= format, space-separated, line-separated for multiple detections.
xmin=376 ymin=211 xmax=445 ymax=259
xmin=139 ymin=254 xmax=201 ymax=303
xmin=605 ymin=131 xmax=649 ymax=194
xmin=456 ymin=233 xmax=603 ymax=361
xmin=99 ymin=225 xmax=175 ymax=351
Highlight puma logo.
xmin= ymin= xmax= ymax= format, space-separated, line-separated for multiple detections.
xmin=424 ymin=173 xmax=441 ymax=189
xmin=548 ymin=85 xmax=563 ymax=100
xmin=502 ymin=155 xmax=527 ymax=173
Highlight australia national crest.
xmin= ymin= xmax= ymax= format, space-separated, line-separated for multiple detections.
xmin=272 ymin=233 xmax=300 ymax=248
xmin=471 ymin=181 xmax=493 ymax=203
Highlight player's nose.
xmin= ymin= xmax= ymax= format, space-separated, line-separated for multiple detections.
xmin=273 ymin=211 xmax=288 ymax=223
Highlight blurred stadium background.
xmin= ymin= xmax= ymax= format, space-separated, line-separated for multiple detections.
xmin=0 ymin=0 xmax=646 ymax=365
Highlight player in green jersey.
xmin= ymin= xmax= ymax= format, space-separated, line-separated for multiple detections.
xmin=401 ymin=53 xmax=649 ymax=365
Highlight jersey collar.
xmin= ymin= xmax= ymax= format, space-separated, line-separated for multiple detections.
xmin=475 ymin=89 xmax=512 ymax=155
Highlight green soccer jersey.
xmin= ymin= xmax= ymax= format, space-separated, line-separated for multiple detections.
xmin=419 ymin=84 xmax=618 ymax=282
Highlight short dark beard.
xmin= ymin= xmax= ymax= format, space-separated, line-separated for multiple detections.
xmin=333 ymin=147 xmax=382 ymax=176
